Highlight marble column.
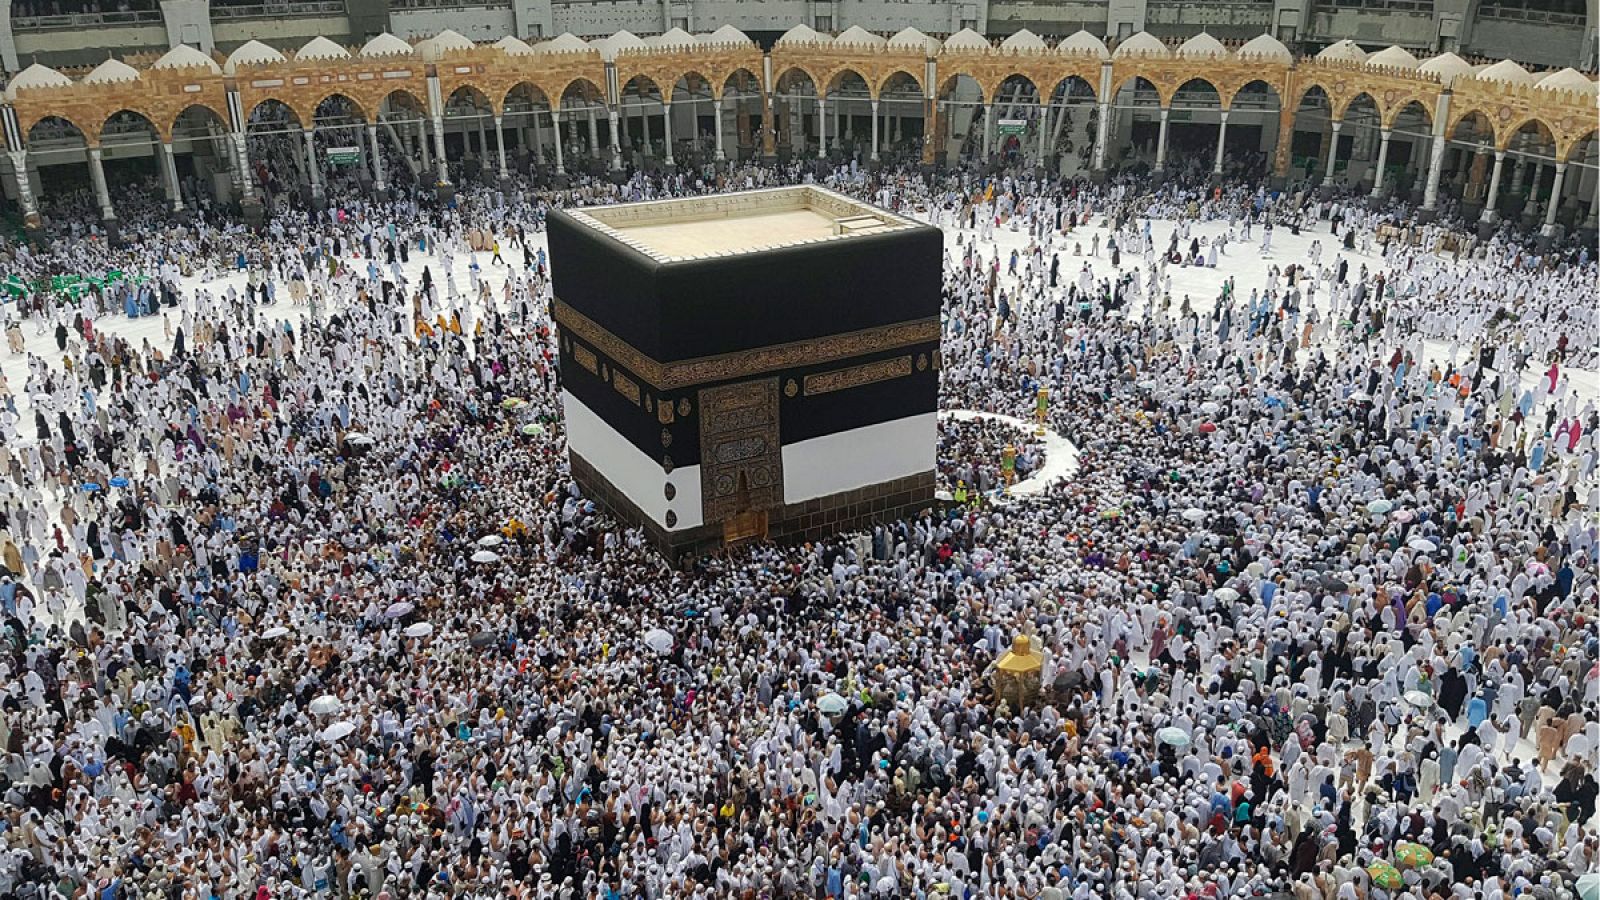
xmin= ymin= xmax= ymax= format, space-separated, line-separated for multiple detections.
xmin=7 ymin=151 xmax=37 ymax=223
xmin=662 ymin=102 xmax=675 ymax=166
xmin=494 ymin=115 xmax=509 ymax=180
xmin=1212 ymin=110 xmax=1229 ymax=176
xmin=1422 ymin=132 xmax=1447 ymax=210
xmin=816 ymin=97 xmax=826 ymax=158
xmin=299 ymin=130 xmax=320 ymax=203
xmin=871 ymin=99 xmax=881 ymax=162
xmin=551 ymin=111 xmax=565 ymax=174
xmin=1323 ymin=120 xmax=1342 ymax=184
xmin=87 ymin=146 xmax=114 ymax=222
xmin=1154 ymin=107 xmax=1170 ymax=172
xmin=1370 ymin=129 xmax=1391 ymax=196
xmin=1542 ymin=163 xmax=1567 ymax=234
xmin=430 ymin=116 xmax=449 ymax=186
xmin=1093 ymin=100 xmax=1110 ymax=170
xmin=367 ymin=123 xmax=386 ymax=193
xmin=1480 ymin=151 xmax=1505 ymax=223
xmin=609 ymin=108 xmax=623 ymax=169
xmin=164 ymin=141 xmax=185 ymax=211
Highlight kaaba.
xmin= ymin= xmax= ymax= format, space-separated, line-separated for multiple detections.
xmin=548 ymin=185 xmax=942 ymax=558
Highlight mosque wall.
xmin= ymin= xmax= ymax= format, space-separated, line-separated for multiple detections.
xmin=1305 ymin=7 xmax=1434 ymax=50
xmin=615 ymin=0 xmax=814 ymax=34
xmin=212 ymin=16 xmax=355 ymax=50
xmin=1467 ymin=20 xmax=1587 ymax=71
xmin=392 ymin=6 xmax=519 ymax=42
xmin=550 ymin=0 xmax=670 ymax=37
xmin=13 ymin=24 xmax=167 ymax=69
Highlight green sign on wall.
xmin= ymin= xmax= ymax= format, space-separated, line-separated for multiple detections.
xmin=997 ymin=119 xmax=1027 ymax=136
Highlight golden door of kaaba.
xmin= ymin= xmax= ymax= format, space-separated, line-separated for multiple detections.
xmin=699 ymin=378 xmax=783 ymax=542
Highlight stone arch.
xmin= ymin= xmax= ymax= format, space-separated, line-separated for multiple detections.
xmin=874 ymin=67 xmax=925 ymax=99
xmin=559 ymin=77 xmax=606 ymax=111
xmin=1559 ymin=126 xmax=1597 ymax=163
xmin=1111 ymin=72 xmax=1170 ymax=106
xmin=1044 ymin=73 xmax=1098 ymax=105
xmin=166 ymin=101 xmax=230 ymax=142
xmin=718 ymin=67 xmax=762 ymax=102
xmin=1113 ymin=75 xmax=1164 ymax=109
xmin=1224 ymin=79 xmax=1283 ymax=113
xmin=377 ymin=88 xmax=429 ymax=124
xmin=1382 ymin=98 xmax=1432 ymax=132
xmin=618 ymin=73 xmax=663 ymax=106
xmin=990 ymin=72 xmax=1041 ymax=107
xmin=1288 ymin=80 xmax=1338 ymax=118
xmin=169 ymin=104 xmax=231 ymax=164
xmin=99 ymin=108 xmax=164 ymax=146
xmin=1444 ymin=104 xmax=1496 ymax=143
xmin=666 ymin=70 xmax=713 ymax=105
xmin=25 ymin=113 xmax=91 ymax=151
xmin=246 ymin=96 xmax=309 ymax=131
xmin=1334 ymin=90 xmax=1380 ymax=123
xmin=1169 ymin=77 xmax=1223 ymax=111
xmin=502 ymin=81 xmax=553 ymax=115
xmin=374 ymin=85 xmax=430 ymax=120
xmin=1499 ymin=114 xmax=1558 ymax=153
xmin=821 ymin=66 xmax=872 ymax=99
xmin=309 ymin=92 xmax=368 ymax=128
xmin=937 ymin=67 xmax=990 ymax=104
xmin=771 ymin=65 xmax=821 ymax=98
xmin=1446 ymin=107 xmax=1497 ymax=145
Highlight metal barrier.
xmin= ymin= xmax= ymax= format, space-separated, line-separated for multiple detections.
xmin=211 ymin=0 xmax=344 ymax=19
xmin=12 ymin=8 xmax=161 ymax=31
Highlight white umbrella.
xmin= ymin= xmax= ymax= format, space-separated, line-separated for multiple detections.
xmin=260 ymin=626 xmax=290 ymax=639
xmin=319 ymin=721 xmax=357 ymax=742
xmin=1213 ymin=587 xmax=1240 ymax=602
xmin=817 ymin=692 xmax=849 ymax=715
xmin=309 ymin=695 xmax=342 ymax=716
xmin=345 ymin=432 xmax=375 ymax=446
xmin=476 ymin=534 xmax=504 ymax=547
xmin=642 ymin=628 xmax=673 ymax=654
xmin=1210 ymin=384 xmax=1231 ymax=398
xmin=384 ymin=601 xmax=414 ymax=619
xmin=1348 ymin=390 xmax=1370 ymax=402
xmin=1403 ymin=690 xmax=1433 ymax=708
xmin=470 ymin=549 xmax=500 ymax=563
xmin=1199 ymin=401 xmax=1220 ymax=415
xmin=1366 ymin=499 xmax=1393 ymax=515
xmin=1576 ymin=872 xmax=1599 ymax=900
xmin=404 ymin=622 xmax=434 ymax=638
xmin=1156 ymin=726 xmax=1191 ymax=746
xmin=1408 ymin=538 xmax=1437 ymax=552
xmin=1181 ymin=508 xmax=1206 ymax=523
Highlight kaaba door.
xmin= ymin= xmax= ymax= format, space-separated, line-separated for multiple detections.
xmin=699 ymin=378 xmax=783 ymax=543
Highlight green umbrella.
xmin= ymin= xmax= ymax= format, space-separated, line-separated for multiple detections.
xmin=521 ymin=423 xmax=545 ymax=436
xmin=1576 ymin=872 xmax=1599 ymax=900
xmin=1394 ymin=842 xmax=1433 ymax=868
xmin=1366 ymin=861 xmax=1402 ymax=889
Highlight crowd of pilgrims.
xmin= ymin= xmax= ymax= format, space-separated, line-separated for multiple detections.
xmin=0 ymin=151 xmax=1592 ymax=900
xmin=935 ymin=417 xmax=1046 ymax=501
